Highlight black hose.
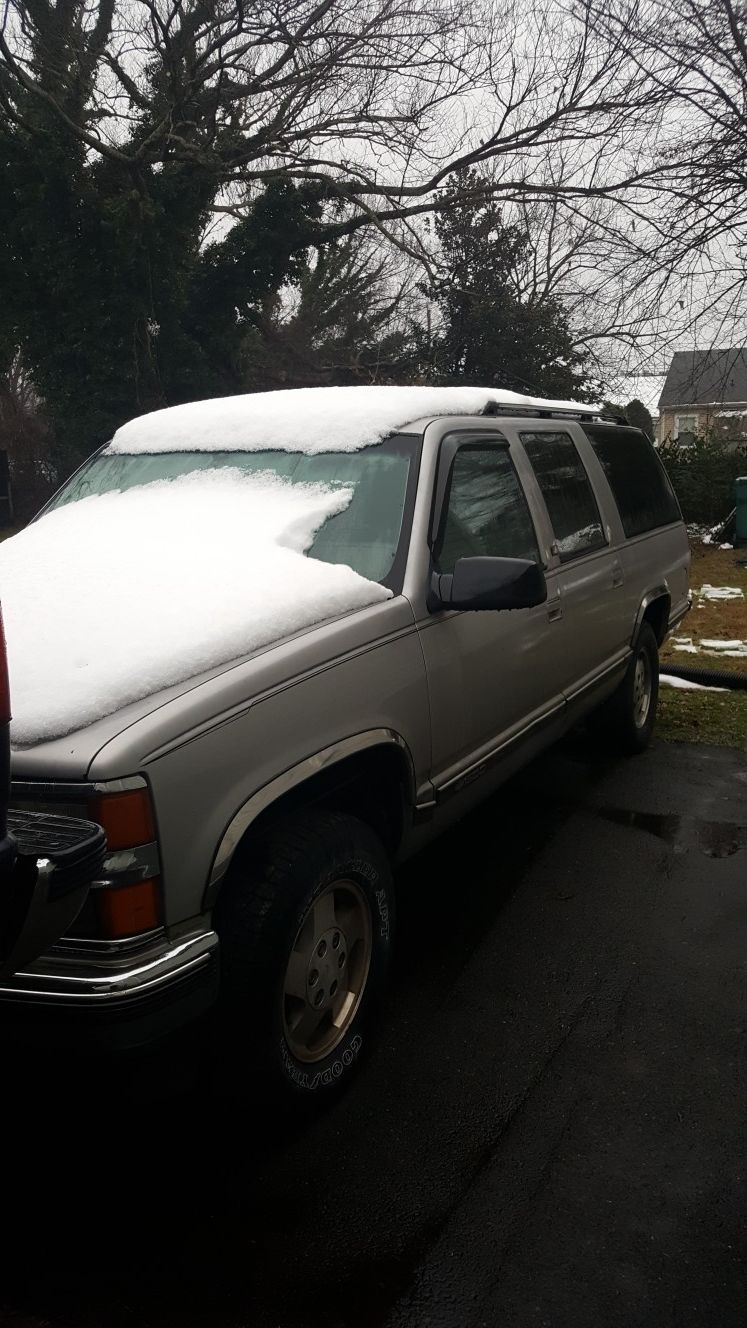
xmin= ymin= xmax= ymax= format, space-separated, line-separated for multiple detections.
xmin=660 ymin=664 xmax=747 ymax=691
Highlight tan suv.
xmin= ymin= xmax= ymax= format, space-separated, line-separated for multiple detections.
xmin=4 ymin=388 xmax=689 ymax=1102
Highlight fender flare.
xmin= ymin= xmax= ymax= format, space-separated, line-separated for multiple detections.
xmin=631 ymin=583 xmax=670 ymax=646
xmin=204 ymin=728 xmax=416 ymax=907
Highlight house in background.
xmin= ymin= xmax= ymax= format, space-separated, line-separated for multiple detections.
xmin=657 ymin=348 xmax=747 ymax=447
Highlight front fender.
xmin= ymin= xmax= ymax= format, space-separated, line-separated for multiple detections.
xmin=203 ymin=728 xmax=416 ymax=909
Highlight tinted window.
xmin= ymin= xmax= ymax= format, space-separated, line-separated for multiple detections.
xmin=520 ymin=431 xmax=606 ymax=560
xmin=583 ymin=425 xmax=681 ymax=537
xmin=435 ymin=445 xmax=539 ymax=573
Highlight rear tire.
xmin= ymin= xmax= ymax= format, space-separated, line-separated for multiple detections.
xmin=214 ymin=811 xmax=394 ymax=1110
xmin=589 ymin=621 xmax=659 ymax=755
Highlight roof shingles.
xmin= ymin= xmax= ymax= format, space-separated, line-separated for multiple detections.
xmin=659 ymin=348 xmax=747 ymax=409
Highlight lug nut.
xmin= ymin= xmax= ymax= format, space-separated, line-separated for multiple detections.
xmin=317 ymin=940 xmax=327 ymax=958
xmin=330 ymin=979 xmax=338 ymax=996
xmin=338 ymin=952 xmax=345 ymax=968
xmin=309 ymin=969 xmax=319 ymax=987
xmin=332 ymin=931 xmax=341 ymax=949
xmin=314 ymin=990 xmax=324 ymax=1007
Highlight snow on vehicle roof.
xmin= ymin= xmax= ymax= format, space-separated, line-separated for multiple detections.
xmin=0 ymin=470 xmax=390 ymax=745
xmin=108 ymin=385 xmax=598 ymax=456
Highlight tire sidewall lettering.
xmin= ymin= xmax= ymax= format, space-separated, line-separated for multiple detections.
xmin=280 ymin=1032 xmax=363 ymax=1093
xmin=374 ymin=886 xmax=390 ymax=940
xmin=291 ymin=859 xmax=392 ymax=942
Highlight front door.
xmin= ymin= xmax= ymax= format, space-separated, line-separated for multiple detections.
xmin=415 ymin=431 xmax=566 ymax=791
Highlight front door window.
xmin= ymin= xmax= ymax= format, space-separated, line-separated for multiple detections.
xmin=434 ymin=445 xmax=540 ymax=573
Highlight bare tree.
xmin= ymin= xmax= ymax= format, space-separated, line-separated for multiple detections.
xmin=583 ymin=0 xmax=747 ymax=363
xmin=11 ymin=0 xmax=740 ymax=454
xmin=0 ymin=0 xmax=670 ymax=234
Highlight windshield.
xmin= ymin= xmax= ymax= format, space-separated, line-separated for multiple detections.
xmin=46 ymin=436 xmax=418 ymax=585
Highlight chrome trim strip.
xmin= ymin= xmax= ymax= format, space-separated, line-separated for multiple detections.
xmin=206 ymin=728 xmax=415 ymax=895
xmin=11 ymin=775 xmax=147 ymax=802
xmin=11 ymin=780 xmax=93 ymax=803
xmin=92 ymin=776 xmax=148 ymax=794
xmin=0 ymin=930 xmax=218 ymax=1003
xmin=436 ymin=701 xmax=566 ymax=801
xmin=50 ymin=928 xmax=165 ymax=956
xmin=667 ymin=601 xmax=691 ymax=633
xmin=564 ymin=653 xmax=631 ymax=705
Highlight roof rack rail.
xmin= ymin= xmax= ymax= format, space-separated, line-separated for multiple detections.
xmin=481 ymin=401 xmax=628 ymax=425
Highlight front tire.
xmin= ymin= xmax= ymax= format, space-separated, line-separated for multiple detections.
xmin=589 ymin=621 xmax=659 ymax=755
xmin=215 ymin=811 xmax=394 ymax=1108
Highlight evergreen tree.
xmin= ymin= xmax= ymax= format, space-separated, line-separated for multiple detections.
xmin=0 ymin=88 xmax=327 ymax=468
xmin=424 ymin=171 xmax=593 ymax=399
xmin=241 ymin=237 xmax=418 ymax=390
xmin=0 ymin=4 xmax=331 ymax=469
xmin=625 ymin=399 xmax=654 ymax=439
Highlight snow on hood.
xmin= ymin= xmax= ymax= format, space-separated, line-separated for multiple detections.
xmin=108 ymin=385 xmax=599 ymax=456
xmin=0 ymin=470 xmax=391 ymax=746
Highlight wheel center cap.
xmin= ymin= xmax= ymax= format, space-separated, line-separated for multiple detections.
xmin=306 ymin=926 xmax=348 ymax=1009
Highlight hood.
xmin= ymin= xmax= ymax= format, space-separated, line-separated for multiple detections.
xmin=0 ymin=469 xmax=390 ymax=750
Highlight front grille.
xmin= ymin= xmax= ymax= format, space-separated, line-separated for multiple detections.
xmin=9 ymin=809 xmax=101 ymax=859
xmin=7 ymin=810 xmax=106 ymax=901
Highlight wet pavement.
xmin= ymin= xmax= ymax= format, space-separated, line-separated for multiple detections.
xmin=1 ymin=736 xmax=745 ymax=1328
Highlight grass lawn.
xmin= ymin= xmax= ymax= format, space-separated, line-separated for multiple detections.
xmin=657 ymin=688 xmax=747 ymax=748
xmin=661 ymin=543 xmax=747 ymax=677
xmin=658 ymin=543 xmax=747 ymax=748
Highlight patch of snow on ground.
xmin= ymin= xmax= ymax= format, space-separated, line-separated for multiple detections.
xmin=0 ymin=470 xmax=391 ymax=745
xmin=696 ymin=584 xmax=745 ymax=601
xmin=108 ymin=385 xmax=600 ymax=456
xmin=700 ymin=638 xmax=747 ymax=657
xmin=669 ymin=634 xmax=747 ymax=657
xmin=659 ymin=674 xmax=727 ymax=692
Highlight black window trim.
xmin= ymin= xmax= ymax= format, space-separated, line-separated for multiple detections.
xmin=429 ymin=429 xmax=542 ymax=569
xmin=581 ymin=422 xmax=683 ymax=540
xmin=518 ymin=428 xmax=609 ymax=565
xmin=377 ymin=433 xmax=423 ymax=593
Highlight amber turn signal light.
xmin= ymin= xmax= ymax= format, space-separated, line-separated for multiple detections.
xmin=88 ymin=788 xmax=156 ymax=850
xmin=94 ymin=879 xmax=161 ymax=938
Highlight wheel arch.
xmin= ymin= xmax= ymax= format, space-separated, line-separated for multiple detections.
xmin=632 ymin=585 xmax=671 ymax=647
xmin=203 ymin=729 xmax=415 ymax=910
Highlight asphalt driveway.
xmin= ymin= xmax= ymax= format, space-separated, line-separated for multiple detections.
xmin=1 ymin=735 xmax=745 ymax=1328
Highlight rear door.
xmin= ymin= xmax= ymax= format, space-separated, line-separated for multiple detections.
xmin=581 ymin=424 xmax=690 ymax=630
xmin=512 ymin=423 xmax=631 ymax=694
xmin=413 ymin=428 xmax=567 ymax=790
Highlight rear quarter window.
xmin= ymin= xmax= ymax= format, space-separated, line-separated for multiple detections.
xmin=583 ymin=425 xmax=681 ymax=538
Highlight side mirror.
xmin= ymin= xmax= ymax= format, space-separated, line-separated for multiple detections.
xmin=428 ymin=556 xmax=547 ymax=613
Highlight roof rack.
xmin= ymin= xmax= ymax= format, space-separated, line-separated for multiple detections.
xmin=481 ymin=401 xmax=627 ymax=425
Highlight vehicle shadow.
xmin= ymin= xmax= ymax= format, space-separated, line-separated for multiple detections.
xmin=0 ymin=731 xmax=614 ymax=1328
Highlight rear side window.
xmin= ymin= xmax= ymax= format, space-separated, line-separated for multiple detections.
xmin=520 ymin=431 xmax=606 ymax=560
xmin=584 ymin=426 xmax=681 ymax=538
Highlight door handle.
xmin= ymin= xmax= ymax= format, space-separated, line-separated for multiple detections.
xmin=611 ymin=561 xmax=624 ymax=588
xmin=547 ymin=596 xmax=563 ymax=623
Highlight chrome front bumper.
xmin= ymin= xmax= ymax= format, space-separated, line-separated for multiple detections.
xmin=0 ymin=926 xmax=219 ymax=1018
